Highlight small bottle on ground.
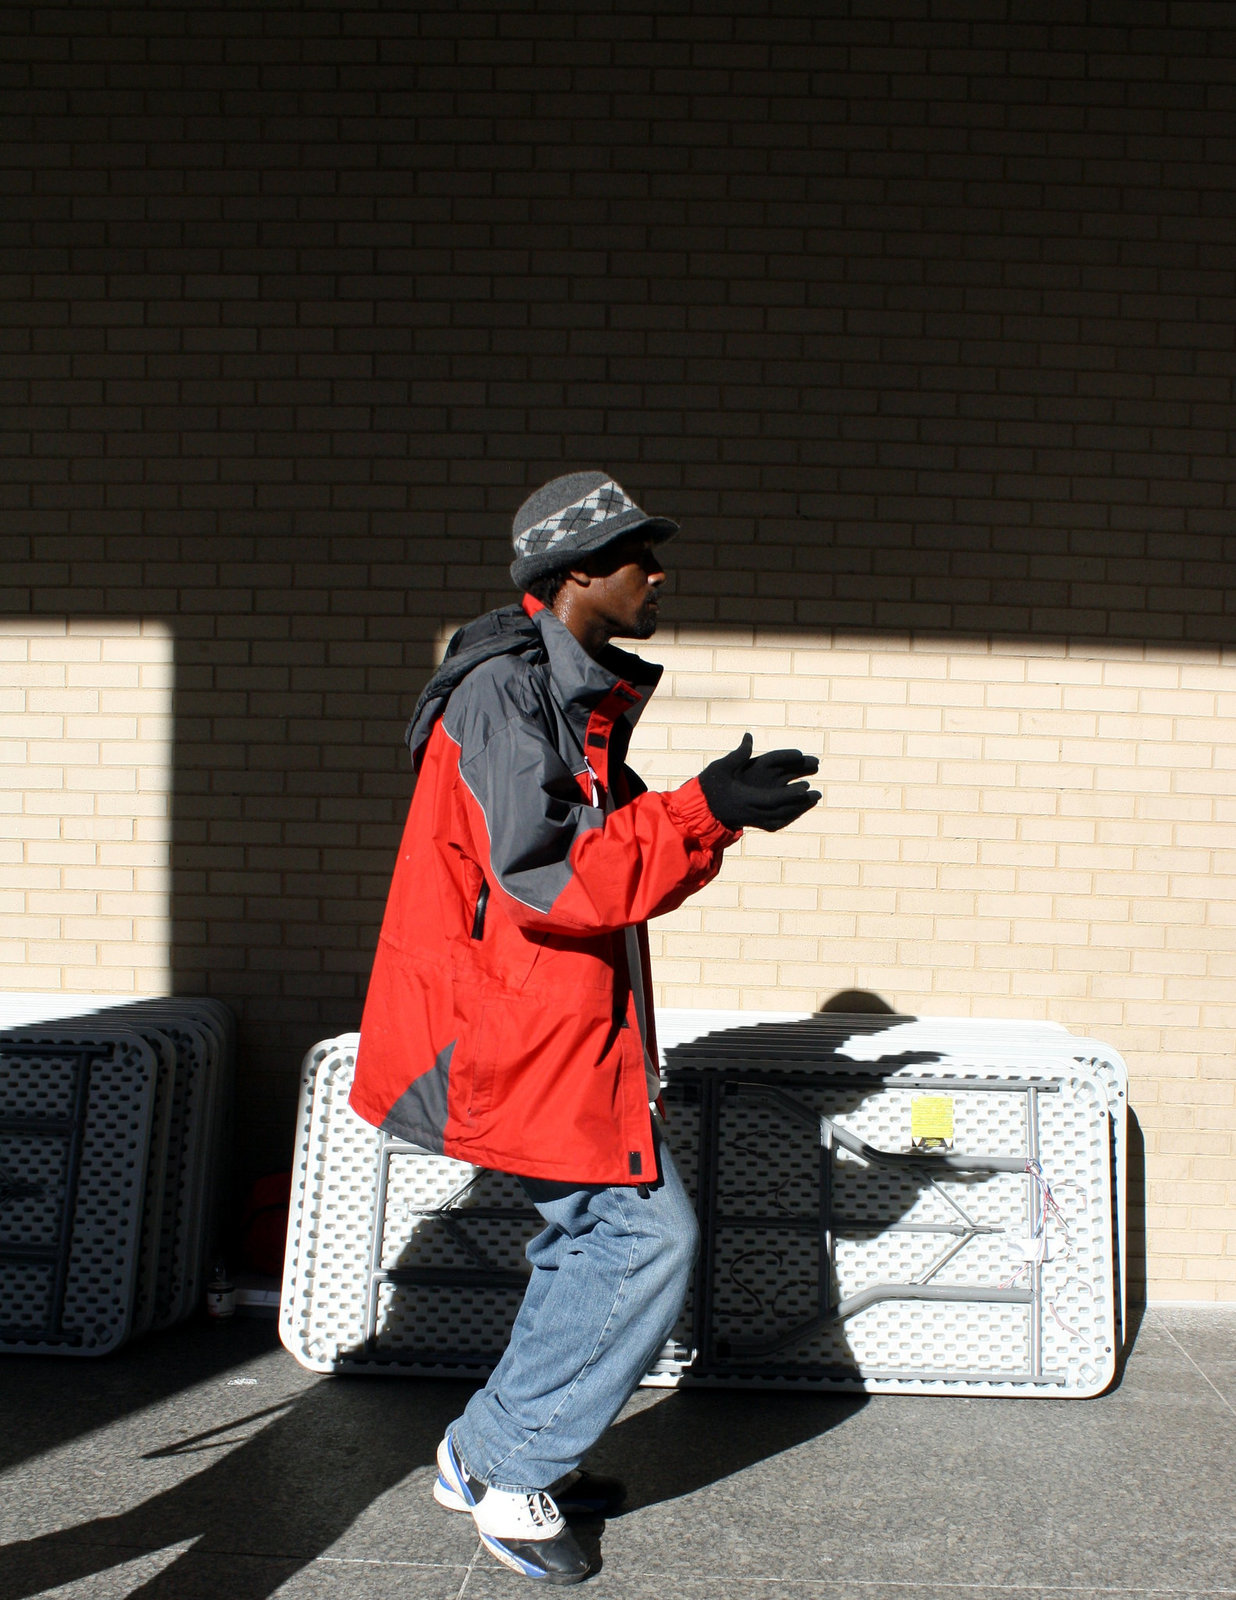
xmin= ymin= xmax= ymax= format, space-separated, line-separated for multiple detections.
xmin=206 ymin=1259 xmax=236 ymax=1319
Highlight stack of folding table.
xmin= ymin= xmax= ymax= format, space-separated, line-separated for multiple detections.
xmin=0 ymin=994 xmax=235 ymax=1356
xmin=280 ymin=1013 xmax=1126 ymax=1398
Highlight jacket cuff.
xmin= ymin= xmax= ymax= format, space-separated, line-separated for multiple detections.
xmin=668 ymin=775 xmax=742 ymax=849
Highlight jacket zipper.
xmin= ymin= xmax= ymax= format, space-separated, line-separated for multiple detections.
xmin=470 ymin=879 xmax=489 ymax=940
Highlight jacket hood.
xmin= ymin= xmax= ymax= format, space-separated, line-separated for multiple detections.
xmin=405 ymin=601 xmax=662 ymax=771
xmin=405 ymin=604 xmax=545 ymax=770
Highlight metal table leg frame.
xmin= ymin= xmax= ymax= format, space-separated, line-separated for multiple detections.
xmin=690 ymin=1076 xmax=1055 ymax=1385
xmin=361 ymin=1135 xmax=537 ymax=1368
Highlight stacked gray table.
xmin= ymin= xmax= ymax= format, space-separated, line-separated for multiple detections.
xmin=0 ymin=994 xmax=235 ymax=1355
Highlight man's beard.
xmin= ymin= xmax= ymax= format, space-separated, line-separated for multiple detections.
xmin=629 ymin=598 xmax=659 ymax=639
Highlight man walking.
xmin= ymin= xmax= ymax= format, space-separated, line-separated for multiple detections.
xmin=350 ymin=472 xmax=820 ymax=1582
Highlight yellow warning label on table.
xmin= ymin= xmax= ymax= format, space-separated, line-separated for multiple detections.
xmin=911 ymin=1095 xmax=954 ymax=1144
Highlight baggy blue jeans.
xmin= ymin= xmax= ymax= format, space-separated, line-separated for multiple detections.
xmin=449 ymin=1128 xmax=699 ymax=1493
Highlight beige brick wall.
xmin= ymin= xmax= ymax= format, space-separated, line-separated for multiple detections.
xmin=632 ymin=628 xmax=1236 ymax=1304
xmin=0 ymin=620 xmax=174 ymax=995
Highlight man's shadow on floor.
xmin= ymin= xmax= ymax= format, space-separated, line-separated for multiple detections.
xmin=605 ymin=1386 xmax=866 ymax=1514
xmin=0 ymin=1377 xmax=865 ymax=1599
xmin=0 ymin=1372 xmax=475 ymax=1600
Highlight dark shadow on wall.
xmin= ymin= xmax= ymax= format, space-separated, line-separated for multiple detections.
xmin=1120 ymin=1108 xmax=1148 ymax=1360
xmin=819 ymin=989 xmax=898 ymax=1016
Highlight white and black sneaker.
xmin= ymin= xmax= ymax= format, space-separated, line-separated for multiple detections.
xmin=435 ymin=1434 xmax=592 ymax=1584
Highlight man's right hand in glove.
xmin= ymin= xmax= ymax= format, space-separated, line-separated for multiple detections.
xmin=698 ymin=732 xmax=821 ymax=833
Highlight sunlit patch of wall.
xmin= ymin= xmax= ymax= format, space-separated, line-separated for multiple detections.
xmin=0 ymin=620 xmax=174 ymax=994
xmin=630 ymin=627 xmax=1236 ymax=1305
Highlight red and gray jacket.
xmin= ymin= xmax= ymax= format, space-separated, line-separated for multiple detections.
xmin=349 ymin=595 xmax=737 ymax=1185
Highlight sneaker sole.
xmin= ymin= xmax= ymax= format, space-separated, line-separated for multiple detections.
xmin=434 ymin=1474 xmax=469 ymax=1513
xmin=479 ymin=1529 xmax=591 ymax=1585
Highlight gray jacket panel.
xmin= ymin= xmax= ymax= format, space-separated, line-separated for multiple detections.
xmin=440 ymin=607 xmax=662 ymax=917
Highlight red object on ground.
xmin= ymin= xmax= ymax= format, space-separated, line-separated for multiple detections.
xmin=239 ymin=1171 xmax=292 ymax=1277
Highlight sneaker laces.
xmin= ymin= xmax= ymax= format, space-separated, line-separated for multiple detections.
xmin=473 ymin=1483 xmax=566 ymax=1541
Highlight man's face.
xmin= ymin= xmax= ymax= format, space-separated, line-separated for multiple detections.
xmin=570 ymin=532 xmax=667 ymax=640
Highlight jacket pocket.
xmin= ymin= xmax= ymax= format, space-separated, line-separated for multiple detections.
xmin=463 ymin=990 xmax=606 ymax=1125
xmin=464 ymin=999 xmax=501 ymax=1121
xmin=470 ymin=879 xmax=489 ymax=940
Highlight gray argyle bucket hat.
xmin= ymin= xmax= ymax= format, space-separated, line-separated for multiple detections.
xmin=510 ymin=470 xmax=678 ymax=588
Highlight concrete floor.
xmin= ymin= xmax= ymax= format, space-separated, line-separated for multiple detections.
xmin=0 ymin=1307 xmax=1232 ymax=1600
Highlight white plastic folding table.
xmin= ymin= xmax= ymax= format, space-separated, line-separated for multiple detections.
xmin=280 ymin=1013 xmax=1124 ymax=1398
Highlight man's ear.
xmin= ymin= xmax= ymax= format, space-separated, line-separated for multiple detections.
xmin=563 ymin=565 xmax=594 ymax=588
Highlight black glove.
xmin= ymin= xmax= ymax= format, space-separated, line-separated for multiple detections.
xmin=698 ymin=732 xmax=821 ymax=832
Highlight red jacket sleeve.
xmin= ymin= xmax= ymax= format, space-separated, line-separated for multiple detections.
xmin=457 ymin=711 xmax=737 ymax=935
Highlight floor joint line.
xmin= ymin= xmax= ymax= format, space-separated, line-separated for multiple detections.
xmin=455 ymin=1537 xmax=485 ymax=1599
xmin=1151 ymin=1310 xmax=1236 ymax=1422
